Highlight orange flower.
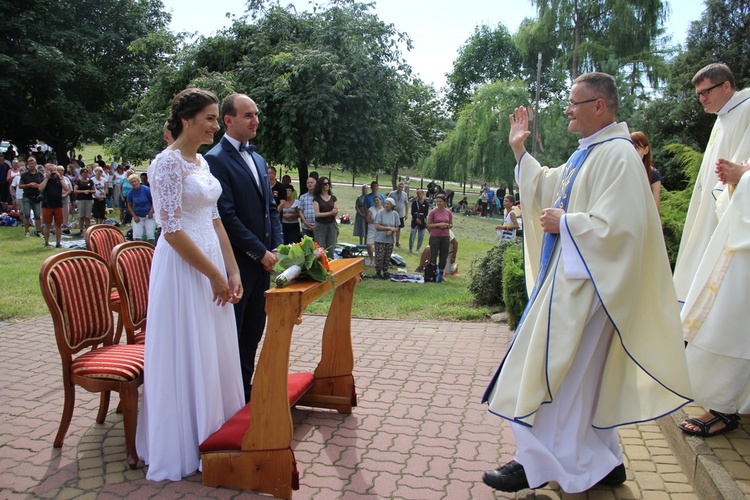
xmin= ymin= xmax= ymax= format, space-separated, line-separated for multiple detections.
xmin=313 ymin=246 xmax=331 ymax=270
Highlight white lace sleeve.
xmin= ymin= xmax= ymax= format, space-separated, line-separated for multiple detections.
xmin=152 ymin=151 xmax=184 ymax=234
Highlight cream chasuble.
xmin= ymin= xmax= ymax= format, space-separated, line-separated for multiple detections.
xmin=484 ymin=122 xmax=692 ymax=428
xmin=682 ymin=170 xmax=750 ymax=356
xmin=673 ymin=88 xmax=750 ymax=303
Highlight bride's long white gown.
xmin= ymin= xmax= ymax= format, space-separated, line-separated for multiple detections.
xmin=136 ymin=149 xmax=244 ymax=481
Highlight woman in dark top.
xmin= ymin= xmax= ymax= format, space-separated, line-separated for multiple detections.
xmin=312 ymin=176 xmax=338 ymax=259
xmin=631 ymin=131 xmax=661 ymax=213
xmin=74 ymin=167 xmax=95 ymax=234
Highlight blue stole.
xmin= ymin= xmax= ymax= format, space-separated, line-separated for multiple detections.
xmin=481 ymin=147 xmax=592 ymax=406
xmin=517 ymin=147 xmax=592 ymax=328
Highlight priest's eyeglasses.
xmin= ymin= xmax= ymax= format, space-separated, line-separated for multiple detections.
xmin=566 ymin=98 xmax=599 ymax=108
xmin=695 ymin=81 xmax=727 ymax=99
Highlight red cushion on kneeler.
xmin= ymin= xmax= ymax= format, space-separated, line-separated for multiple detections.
xmin=71 ymin=344 xmax=145 ymax=382
xmin=110 ymin=290 xmax=120 ymax=303
xmin=199 ymin=372 xmax=315 ymax=452
xmin=133 ymin=331 xmax=146 ymax=344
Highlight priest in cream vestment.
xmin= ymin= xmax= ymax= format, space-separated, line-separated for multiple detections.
xmin=673 ymin=63 xmax=750 ymax=303
xmin=482 ymin=73 xmax=691 ymax=494
xmin=679 ymin=159 xmax=750 ymax=437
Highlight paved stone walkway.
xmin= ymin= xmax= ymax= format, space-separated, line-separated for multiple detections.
xmin=0 ymin=315 xmax=735 ymax=499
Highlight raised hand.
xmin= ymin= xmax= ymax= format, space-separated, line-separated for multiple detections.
xmin=509 ymin=106 xmax=532 ymax=160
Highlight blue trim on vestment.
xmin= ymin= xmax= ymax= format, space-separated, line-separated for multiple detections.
xmin=562 ymin=147 xmax=694 ymax=407
xmin=482 ymin=146 xmax=589 ymax=404
xmin=728 ymin=94 xmax=750 ymax=114
xmin=483 ymin=136 xmax=693 ymax=424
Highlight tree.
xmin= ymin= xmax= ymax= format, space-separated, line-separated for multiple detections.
xmin=0 ymin=0 xmax=175 ymax=159
xmin=386 ymin=77 xmax=445 ymax=189
xmin=445 ymin=24 xmax=524 ymax=115
xmin=629 ymin=0 xmax=750 ymax=189
xmin=421 ymin=80 xmax=528 ymax=187
xmin=110 ymin=0 xmax=417 ymax=189
xmin=529 ymin=0 xmax=669 ymax=84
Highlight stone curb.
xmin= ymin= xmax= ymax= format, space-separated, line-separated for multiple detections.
xmin=659 ymin=408 xmax=745 ymax=499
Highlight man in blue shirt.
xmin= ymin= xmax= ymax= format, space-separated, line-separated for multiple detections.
xmin=487 ymin=188 xmax=495 ymax=217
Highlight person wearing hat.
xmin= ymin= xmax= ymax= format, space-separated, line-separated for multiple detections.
xmin=373 ymin=197 xmax=400 ymax=279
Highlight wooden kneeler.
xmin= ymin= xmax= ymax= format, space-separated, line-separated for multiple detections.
xmin=199 ymin=258 xmax=364 ymax=499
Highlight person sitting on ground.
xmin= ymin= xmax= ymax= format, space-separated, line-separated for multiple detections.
xmin=415 ymin=230 xmax=459 ymax=276
xmin=373 ymin=197 xmax=401 ymax=279
xmin=458 ymin=196 xmax=468 ymax=211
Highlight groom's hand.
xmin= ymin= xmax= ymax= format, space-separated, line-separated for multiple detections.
xmin=261 ymin=250 xmax=278 ymax=273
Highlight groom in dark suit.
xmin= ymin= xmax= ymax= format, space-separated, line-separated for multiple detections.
xmin=206 ymin=93 xmax=283 ymax=403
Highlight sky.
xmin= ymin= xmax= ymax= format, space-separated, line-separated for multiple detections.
xmin=161 ymin=0 xmax=707 ymax=91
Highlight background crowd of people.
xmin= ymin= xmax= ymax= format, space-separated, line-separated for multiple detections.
xmin=0 ymin=144 xmax=157 ymax=246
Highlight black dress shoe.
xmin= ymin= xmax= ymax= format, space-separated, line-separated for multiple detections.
xmin=596 ymin=463 xmax=626 ymax=486
xmin=483 ymin=460 xmax=547 ymax=492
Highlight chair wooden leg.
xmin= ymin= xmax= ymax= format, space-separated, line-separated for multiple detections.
xmin=54 ymin=381 xmax=75 ymax=448
xmin=96 ymin=391 xmax=111 ymax=424
xmin=113 ymin=308 xmax=123 ymax=344
xmin=119 ymin=383 xmax=139 ymax=469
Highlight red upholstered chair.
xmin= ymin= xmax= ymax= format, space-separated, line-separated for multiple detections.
xmin=110 ymin=241 xmax=154 ymax=345
xmin=85 ymin=225 xmax=126 ymax=343
xmin=39 ymin=250 xmax=144 ymax=469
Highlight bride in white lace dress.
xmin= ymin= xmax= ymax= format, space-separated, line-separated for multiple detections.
xmin=136 ymin=88 xmax=244 ymax=481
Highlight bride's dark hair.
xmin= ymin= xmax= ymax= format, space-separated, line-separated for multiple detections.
xmin=166 ymin=88 xmax=219 ymax=140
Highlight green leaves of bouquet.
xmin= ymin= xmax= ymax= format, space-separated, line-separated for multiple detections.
xmin=274 ymin=236 xmax=332 ymax=287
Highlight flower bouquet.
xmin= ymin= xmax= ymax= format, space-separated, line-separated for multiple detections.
xmin=274 ymin=236 xmax=332 ymax=287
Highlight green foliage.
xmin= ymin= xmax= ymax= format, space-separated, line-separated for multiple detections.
xmin=529 ymin=0 xmax=668 ymax=83
xmin=632 ymin=0 xmax=750 ymax=177
xmin=534 ymin=98 xmax=580 ymax=167
xmin=0 ymin=0 xmax=176 ymax=155
xmin=657 ymin=143 xmax=702 ymax=267
xmin=420 ymin=80 xmax=528 ymax=185
xmin=501 ymin=244 xmax=527 ymax=330
xmin=109 ymin=1 xmax=442 ymax=187
xmin=274 ymin=235 xmax=330 ymax=284
xmin=660 ymin=190 xmax=689 ymax=269
xmin=467 ymin=238 xmax=523 ymax=307
xmin=386 ymin=78 xmax=445 ymax=190
xmin=446 ymin=24 xmax=524 ymax=115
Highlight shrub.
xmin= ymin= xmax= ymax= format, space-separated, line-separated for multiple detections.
xmin=660 ymin=188 xmax=690 ymax=269
xmin=501 ymin=244 xmax=527 ymax=330
xmin=468 ymin=238 xmax=522 ymax=307
xmin=659 ymin=143 xmax=700 ymax=269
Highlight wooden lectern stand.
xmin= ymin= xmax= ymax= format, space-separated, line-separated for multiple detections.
xmin=199 ymin=258 xmax=364 ymax=499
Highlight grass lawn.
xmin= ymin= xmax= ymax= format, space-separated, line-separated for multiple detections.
xmin=1 ymin=165 xmax=506 ymax=322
